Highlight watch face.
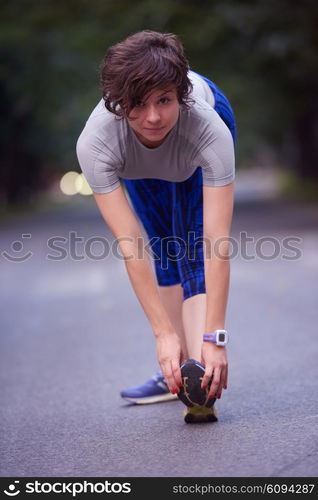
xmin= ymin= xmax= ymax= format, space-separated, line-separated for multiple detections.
xmin=219 ymin=333 xmax=225 ymax=342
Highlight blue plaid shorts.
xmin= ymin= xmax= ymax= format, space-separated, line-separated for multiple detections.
xmin=123 ymin=73 xmax=236 ymax=300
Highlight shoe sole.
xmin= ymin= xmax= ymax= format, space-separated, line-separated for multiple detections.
xmin=178 ymin=360 xmax=215 ymax=408
xmin=184 ymin=406 xmax=218 ymax=424
xmin=121 ymin=393 xmax=178 ymax=404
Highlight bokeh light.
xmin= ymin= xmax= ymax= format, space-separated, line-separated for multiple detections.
xmin=75 ymin=173 xmax=93 ymax=195
xmin=59 ymin=171 xmax=92 ymax=196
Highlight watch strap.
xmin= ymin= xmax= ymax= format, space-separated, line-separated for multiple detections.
xmin=203 ymin=332 xmax=217 ymax=343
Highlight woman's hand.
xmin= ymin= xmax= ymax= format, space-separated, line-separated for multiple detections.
xmin=201 ymin=342 xmax=228 ymax=400
xmin=156 ymin=331 xmax=182 ymax=394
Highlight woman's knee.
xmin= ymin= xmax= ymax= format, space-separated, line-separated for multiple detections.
xmin=181 ymin=273 xmax=206 ymax=301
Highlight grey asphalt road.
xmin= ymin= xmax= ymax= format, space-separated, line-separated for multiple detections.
xmin=1 ymin=190 xmax=318 ymax=478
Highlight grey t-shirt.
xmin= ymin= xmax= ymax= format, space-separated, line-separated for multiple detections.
xmin=76 ymin=71 xmax=235 ymax=194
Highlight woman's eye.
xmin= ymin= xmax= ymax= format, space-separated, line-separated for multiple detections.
xmin=160 ymin=97 xmax=170 ymax=104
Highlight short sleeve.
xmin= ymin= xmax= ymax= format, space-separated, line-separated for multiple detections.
xmin=76 ymin=132 xmax=121 ymax=194
xmin=197 ymin=120 xmax=235 ymax=187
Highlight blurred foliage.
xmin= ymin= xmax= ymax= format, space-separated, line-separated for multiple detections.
xmin=1 ymin=0 xmax=318 ymax=206
xmin=279 ymin=170 xmax=318 ymax=202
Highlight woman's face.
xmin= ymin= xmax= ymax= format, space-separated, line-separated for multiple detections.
xmin=127 ymin=86 xmax=180 ymax=148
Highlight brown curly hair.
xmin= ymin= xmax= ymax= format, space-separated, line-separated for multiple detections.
xmin=100 ymin=30 xmax=193 ymax=117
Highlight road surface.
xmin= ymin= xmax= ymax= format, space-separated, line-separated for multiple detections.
xmin=1 ymin=188 xmax=318 ymax=477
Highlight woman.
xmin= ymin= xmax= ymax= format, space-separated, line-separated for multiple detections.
xmin=76 ymin=30 xmax=235 ymax=423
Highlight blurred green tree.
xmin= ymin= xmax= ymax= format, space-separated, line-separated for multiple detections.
xmin=1 ymin=0 xmax=317 ymax=206
xmin=218 ymin=0 xmax=318 ymax=180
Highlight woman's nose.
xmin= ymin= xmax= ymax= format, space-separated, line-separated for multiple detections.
xmin=146 ymin=106 xmax=160 ymax=123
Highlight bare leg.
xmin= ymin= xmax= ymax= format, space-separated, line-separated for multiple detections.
xmin=158 ymin=287 xmax=207 ymax=362
xmin=182 ymin=293 xmax=206 ymax=361
xmin=158 ymin=284 xmax=189 ymax=362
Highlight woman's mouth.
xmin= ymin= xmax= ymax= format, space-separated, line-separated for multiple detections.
xmin=144 ymin=127 xmax=165 ymax=132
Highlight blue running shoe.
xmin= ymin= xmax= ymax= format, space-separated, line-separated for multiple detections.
xmin=120 ymin=371 xmax=178 ymax=404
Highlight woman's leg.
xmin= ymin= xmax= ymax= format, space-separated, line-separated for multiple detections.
xmin=182 ymin=293 xmax=206 ymax=361
xmin=172 ymin=167 xmax=207 ymax=362
xmin=158 ymin=284 xmax=189 ymax=361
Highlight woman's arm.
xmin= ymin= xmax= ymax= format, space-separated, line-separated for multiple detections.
xmin=201 ymin=182 xmax=234 ymax=400
xmin=93 ymin=186 xmax=182 ymax=393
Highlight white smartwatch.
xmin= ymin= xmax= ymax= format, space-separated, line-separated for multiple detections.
xmin=203 ymin=329 xmax=229 ymax=346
